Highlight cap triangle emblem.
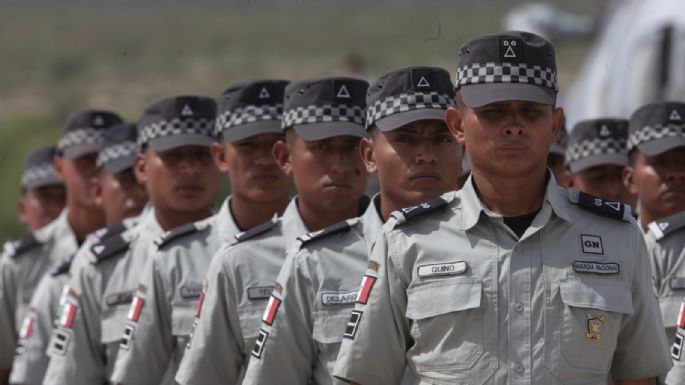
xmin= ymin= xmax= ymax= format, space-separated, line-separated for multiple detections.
xmin=93 ymin=115 xmax=104 ymax=126
xmin=504 ymin=45 xmax=516 ymax=58
xmin=336 ymin=85 xmax=351 ymax=99
xmin=417 ymin=76 xmax=430 ymax=87
xmin=599 ymin=125 xmax=610 ymax=137
xmin=670 ymin=109 xmax=681 ymax=121
xmin=659 ymin=222 xmax=670 ymax=231
xmin=259 ymin=87 xmax=270 ymax=99
xmin=181 ymin=105 xmax=193 ymax=116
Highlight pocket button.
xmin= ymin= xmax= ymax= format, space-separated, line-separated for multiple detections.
xmin=514 ymin=363 xmax=524 ymax=373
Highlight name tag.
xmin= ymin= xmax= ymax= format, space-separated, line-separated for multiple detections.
xmin=671 ymin=277 xmax=685 ymax=290
xmin=417 ymin=261 xmax=468 ymax=278
xmin=179 ymin=283 xmax=203 ymax=299
xmin=321 ymin=291 xmax=357 ymax=306
xmin=105 ymin=291 xmax=134 ymax=307
xmin=572 ymin=261 xmax=620 ymax=275
xmin=247 ymin=286 xmax=273 ymax=300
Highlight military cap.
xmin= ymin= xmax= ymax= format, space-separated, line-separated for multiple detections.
xmin=216 ymin=79 xmax=289 ymax=142
xmin=96 ymin=123 xmax=138 ymax=174
xmin=628 ymin=101 xmax=685 ymax=156
xmin=137 ymin=95 xmax=217 ymax=151
xmin=366 ymin=66 xmax=455 ymax=131
xmin=58 ymin=110 xmax=123 ymax=159
xmin=455 ymin=31 xmax=558 ymax=108
xmin=565 ymin=118 xmax=629 ymax=173
xmin=282 ymin=77 xmax=368 ymax=140
xmin=21 ymin=146 xmax=63 ymax=189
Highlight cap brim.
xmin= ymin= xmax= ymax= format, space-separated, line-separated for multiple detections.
xmin=293 ymin=122 xmax=367 ymax=141
xmin=148 ymin=134 xmax=215 ymax=152
xmin=24 ymin=176 xmax=64 ymax=190
xmin=460 ymin=83 xmax=556 ymax=108
xmin=637 ymin=137 xmax=685 ymax=157
xmin=222 ymin=120 xmax=283 ymax=142
xmin=102 ymin=155 xmax=136 ymax=174
xmin=62 ymin=143 xmax=100 ymax=160
xmin=374 ymin=109 xmax=447 ymax=132
xmin=568 ymin=154 xmax=629 ymax=173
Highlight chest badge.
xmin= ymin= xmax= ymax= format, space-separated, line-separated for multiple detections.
xmin=586 ymin=313 xmax=605 ymax=340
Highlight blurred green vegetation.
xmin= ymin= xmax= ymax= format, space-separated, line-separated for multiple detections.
xmin=0 ymin=0 xmax=601 ymax=239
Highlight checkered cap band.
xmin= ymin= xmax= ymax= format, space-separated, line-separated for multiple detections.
xmin=282 ymin=104 xmax=365 ymax=129
xmin=215 ymin=104 xmax=283 ymax=135
xmin=456 ymin=62 xmax=557 ymax=91
xmin=57 ymin=128 xmax=105 ymax=151
xmin=21 ymin=164 xmax=58 ymax=187
xmin=566 ymin=138 xmax=627 ymax=164
xmin=96 ymin=141 xmax=137 ymax=168
xmin=138 ymin=118 xmax=215 ymax=147
xmin=366 ymin=91 xmax=454 ymax=128
xmin=628 ymin=123 xmax=685 ymax=151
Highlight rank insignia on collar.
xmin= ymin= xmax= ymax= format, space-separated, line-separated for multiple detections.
xmin=586 ymin=313 xmax=605 ymax=340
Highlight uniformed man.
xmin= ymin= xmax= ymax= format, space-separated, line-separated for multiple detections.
xmin=16 ymin=146 xmax=66 ymax=233
xmin=547 ymin=120 xmax=571 ymax=187
xmin=242 ymin=66 xmax=460 ymax=385
xmin=622 ymin=103 xmax=685 ymax=347
xmin=110 ymin=80 xmax=292 ymax=385
xmin=333 ymin=31 xmax=672 ymax=385
xmin=0 ymin=110 xmax=120 ymax=384
xmin=37 ymin=95 xmax=222 ymax=385
xmin=175 ymin=77 xmax=369 ymax=385
xmin=40 ymin=123 xmax=147 ymax=384
xmin=566 ymin=118 xmax=636 ymax=207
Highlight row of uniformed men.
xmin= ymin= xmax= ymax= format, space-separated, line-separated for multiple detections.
xmin=1 ymin=29 xmax=684 ymax=385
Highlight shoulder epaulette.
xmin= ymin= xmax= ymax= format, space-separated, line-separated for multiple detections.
xmin=232 ymin=218 xmax=278 ymax=245
xmin=90 ymin=234 xmax=129 ymax=264
xmin=49 ymin=253 xmax=75 ymax=276
xmin=390 ymin=196 xmax=449 ymax=226
xmin=298 ymin=219 xmax=353 ymax=247
xmin=7 ymin=233 xmax=40 ymax=258
xmin=92 ymin=222 xmax=127 ymax=242
xmin=154 ymin=222 xmax=208 ymax=250
xmin=571 ymin=190 xmax=632 ymax=222
xmin=648 ymin=212 xmax=685 ymax=240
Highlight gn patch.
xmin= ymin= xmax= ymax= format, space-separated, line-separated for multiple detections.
xmin=251 ymin=329 xmax=269 ymax=359
xmin=120 ymin=324 xmax=136 ymax=350
xmin=674 ymin=333 xmax=684 ymax=360
xmin=417 ymin=261 xmax=468 ymax=278
xmin=572 ymin=261 xmax=620 ymax=275
xmin=50 ymin=329 xmax=71 ymax=356
xmin=580 ymin=234 xmax=603 ymax=255
xmin=344 ymin=310 xmax=363 ymax=340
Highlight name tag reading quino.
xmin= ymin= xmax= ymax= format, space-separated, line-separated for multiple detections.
xmin=417 ymin=261 xmax=468 ymax=278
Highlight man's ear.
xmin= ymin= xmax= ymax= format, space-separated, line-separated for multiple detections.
xmin=52 ymin=157 xmax=66 ymax=182
xmin=17 ymin=197 xmax=28 ymax=225
xmin=89 ymin=175 xmax=104 ymax=209
xmin=133 ymin=153 xmax=147 ymax=184
xmin=622 ymin=166 xmax=637 ymax=195
xmin=551 ymin=107 xmax=565 ymax=145
xmin=273 ymin=140 xmax=293 ymax=176
xmin=359 ymin=137 xmax=377 ymax=175
xmin=445 ymin=107 xmax=465 ymax=146
xmin=211 ymin=142 xmax=230 ymax=174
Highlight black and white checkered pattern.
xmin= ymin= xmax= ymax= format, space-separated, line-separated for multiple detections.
xmin=456 ymin=62 xmax=557 ymax=91
xmin=566 ymin=138 xmax=627 ymax=163
xmin=215 ymin=104 xmax=283 ymax=135
xmin=365 ymin=91 xmax=454 ymax=128
xmin=138 ymin=118 xmax=214 ymax=147
xmin=57 ymin=128 xmax=105 ymax=151
xmin=21 ymin=164 xmax=58 ymax=188
xmin=282 ymin=104 xmax=365 ymax=129
xmin=628 ymin=124 xmax=685 ymax=151
xmin=96 ymin=141 xmax=137 ymax=168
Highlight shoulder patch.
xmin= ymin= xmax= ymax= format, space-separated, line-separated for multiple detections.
xmin=298 ymin=220 xmax=352 ymax=247
xmin=572 ymin=191 xmax=632 ymax=222
xmin=390 ymin=196 xmax=449 ymax=226
xmin=93 ymin=222 xmax=127 ymax=242
xmin=90 ymin=234 xmax=129 ymax=264
xmin=648 ymin=212 xmax=685 ymax=241
xmin=7 ymin=233 xmax=41 ymax=258
xmin=154 ymin=222 xmax=207 ymax=250
xmin=49 ymin=253 xmax=76 ymax=276
xmin=232 ymin=218 xmax=277 ymax=245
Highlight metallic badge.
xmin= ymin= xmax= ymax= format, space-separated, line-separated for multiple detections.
xmin=586 ymin=313 xmax=605 ymax=340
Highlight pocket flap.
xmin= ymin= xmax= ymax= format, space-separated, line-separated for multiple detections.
xmin=406 ymin=278 xmax=481 ymax=320
xmin=239 ymin=306 xmax=264 ymax=340
xmin=171 ymin=306 xmax=196 ymax=336
xmin=101 ymin=307 xmax=128 ymax=344
xmin=312 ymin=311 xmax=350 ymax=344
xmin=560 ymin=279 xmax=633 ymax=315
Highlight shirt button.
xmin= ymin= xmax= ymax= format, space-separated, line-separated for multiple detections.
xmin=514 ymin=302 xmax=524 ymax=312
xmin=515 ymin=363 xmax=524 ymax=373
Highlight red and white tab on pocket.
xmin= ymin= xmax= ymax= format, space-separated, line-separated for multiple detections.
xmin=59 ymin=303 xmax=78 ymax=329
xmin=356 ymin=275 xmax=377 ymax=305
xmin=127 ymin=296 xmax=145 ymax=322
xmin=262 ymin=295 xmax=281 ymax=326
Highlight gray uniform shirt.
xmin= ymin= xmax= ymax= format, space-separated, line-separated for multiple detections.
xmin=647 ymin=211 xmax=685 ymax=344
xmin=110 ymin=199 xmax=240 ymax=385
xmin=242 ymin=198 xmax=382 ymax=385
xmin=0 ymin=210 xmax=77 ymax=369
xmin=175 ymin=198 xmax=308 ymax=385
xmin=333 ymin=178 xmax=672 ymax=385
xmin=666 ymin=298 xmax=685 ymax=384
xmin=41 ymin=209 xmax=163 ymax=385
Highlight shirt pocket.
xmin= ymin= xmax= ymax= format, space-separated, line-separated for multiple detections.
xmin=405 ymin=277 xmax=485 ymax=371
xmin=171 ymin=306 xmax=195 ymax=338
xmin=239 ymin=305 xmax=265 ymax=341
xmin=101 ymin=306 xmax=128 ymax=345
xmin=312 ymin=310 xmax=349 ymax=344
xmin=558 ymin=278 xmax=633 ymax=372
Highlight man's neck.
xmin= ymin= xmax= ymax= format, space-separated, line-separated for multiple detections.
xmin=229 ymin=194 xmax=289 ymax=231
xmin=155 ymin=208 xmax=213 ymax=231
xmin=471 ymin=169 xmax=548 ymax=217
xmin=297 ymin=197 xmax=360 ymax=232
xmin=67 ymin=205 xmax=106 ymax=243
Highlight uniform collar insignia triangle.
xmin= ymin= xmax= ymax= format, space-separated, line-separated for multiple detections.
xmin=181 ymin=105 xmax=193 ymax=116
xmin=670 ymin=109 xmax=681 ymax=121
xmin=599 ymin=125 xmax=610 ymax=137
xmin=417 ymin=76 xmax=430 ymax=87
xmin=259 ymin=87 xmax=270 ymax=99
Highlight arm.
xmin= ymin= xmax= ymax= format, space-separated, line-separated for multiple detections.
xmin=0 ymin=259 xmax=18 ymax=369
